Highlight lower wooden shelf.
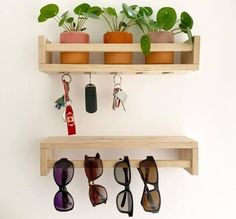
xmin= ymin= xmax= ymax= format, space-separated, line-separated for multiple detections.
xmin=40 ymin=136 xmax=198 ymax=176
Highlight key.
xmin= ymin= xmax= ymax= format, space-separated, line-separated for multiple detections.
xmin=116 ymin=89 xmax=127 ymax=103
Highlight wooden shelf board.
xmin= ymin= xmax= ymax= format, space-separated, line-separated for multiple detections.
xmin=41 ymin=136 xmax=198 ymax=149
xmin=39 ymin=64 xmax=199 ymax=74
xmin=46 ymin=43 xmax=193 ymax=52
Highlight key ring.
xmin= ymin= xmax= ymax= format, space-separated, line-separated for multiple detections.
xmin=61 ymin=73 xmax=72 ymax=83
xmin=113 ymin=73 xmax=122 ymax=87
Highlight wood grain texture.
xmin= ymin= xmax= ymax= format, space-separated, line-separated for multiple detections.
xmin=46 ymin=43 xmax=193 ymax=52
xmin=40 ymin=136 xmax=198 ymax=149
xmin=39 ymin=64 xmax=199 ymax=74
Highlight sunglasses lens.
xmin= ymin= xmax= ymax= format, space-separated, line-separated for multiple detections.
xmin=54 ymin=191 xmax=74 ymax=211
xmin=54 ymin=159 xmax=74 ymax=186
xmin=114 ymin=161 xmax=130 ymax=185
xmin=117 ymin=190 xmax=133 ymax=214
xmin=89 ymin=185 xmax=107 ymax=206
xmin=85 ymin=157 xmax=103 ymax=181
xmin=142 ymin=190 xmax=160 ymax=212
xmin=140 ymin=159 xmax=158 ymax=184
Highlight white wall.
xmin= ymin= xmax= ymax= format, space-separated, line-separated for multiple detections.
xmin=0 ymin=0 xmax=236 ymax=218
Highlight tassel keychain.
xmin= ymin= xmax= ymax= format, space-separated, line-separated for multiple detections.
xmin=55 ymin=73 xmax=76 ymax=135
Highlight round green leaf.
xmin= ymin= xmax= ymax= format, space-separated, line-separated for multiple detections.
xmin=156 ymin=7 xmax=177 ymax=31
xmin=38 ymin=14 xmax=47 ymax=22
xmin=179 ymin=23 xmax=188 ymax=33
xmin=59 ymin=15 xmax=67 ymax=27
xmin=74 ymin=3 xmax=90 ymax=15
xmin=140 ymin=34 xmax=151 ymax=56
xmin=40 ymin=4 xmax=59 ymax=19
xmin=61 ymin=11 xmax=69 ymax=18
xmin=122 ymin=3 xmax=137 ymax=19
xmin=87 ymin=6 xmax=102 ymax=16
xmin=106 ymin=7 xmax=117 ymax=17
xmin=181 ymin=12 xmax=193 ymax=29
xmin=66 ymin=17 xmax=74 ymax=23
xmin=138 ymin=7 xmax=153 ymax=16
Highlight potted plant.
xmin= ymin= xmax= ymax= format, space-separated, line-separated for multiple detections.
xmin=38 ymin=3 xmax=102 ymax=64
xmin=123 ymin=5 xmax=194 ymax=64
xmin=99 ymin=4 xmax=138 ymax=64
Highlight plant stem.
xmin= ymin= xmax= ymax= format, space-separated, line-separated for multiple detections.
xmin=101 ymin=14 xmax=114 ymax=32
xmin=174 ymin=31 xmax=182 ymax=35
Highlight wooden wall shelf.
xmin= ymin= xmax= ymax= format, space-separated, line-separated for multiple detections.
xmin=38 ymin=35 xmax=200 ymax=74
xmin=40 ymin=136 xmax=198 ymax=176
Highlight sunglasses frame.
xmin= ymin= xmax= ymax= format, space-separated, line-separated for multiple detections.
xmin=84 ymin=153 xmax=108 ymax=207
xmin=114 ymin=156 xmax=133 ymax=217
xmin=138 ymin=156 xmax=161 ymax=214
xmin=53 ymin=158 xmax=74 ymax=212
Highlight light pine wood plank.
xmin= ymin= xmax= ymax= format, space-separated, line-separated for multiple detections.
xmin=41 ymin=136 xmax=198 ymax=149
xmin=47 ymin=159 xmax=191 ymax=169
xmin=46 ymin=43 xmax=193 ymax=52
xmin=39 ymin=64 xmax=199 ymax=74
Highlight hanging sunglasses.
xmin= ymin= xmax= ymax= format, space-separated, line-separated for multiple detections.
xmin=138 ymin=156 xmax=161 ymax=213
xmin=114 ymin=156 xmax=133 ymax=217
xmin=53 ymin=158 xmax=74 ymax=212
xmin=84 ymin=153 xmax=108 ymax=207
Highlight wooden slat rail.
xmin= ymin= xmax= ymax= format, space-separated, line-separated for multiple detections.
xmin=46 ymin=43 xmax=193 ymax=52
xmin=40 ymin=136 xmax=198 ymax=176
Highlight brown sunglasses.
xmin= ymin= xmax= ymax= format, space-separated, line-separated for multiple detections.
xmin=138 ymin=156 xmax=161 ymax=213
xmin=84 ymin=153 xmax=108 ymax=207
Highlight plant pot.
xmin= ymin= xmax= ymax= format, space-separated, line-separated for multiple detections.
xmin=60 ymin=32 xmax=89 ymax=64
xmin=145 ymin=31 xmax=174 ymax=64
xmin=104 ymin=32 xmax=133 ymax=64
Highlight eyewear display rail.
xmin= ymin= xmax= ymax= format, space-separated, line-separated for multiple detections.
xmin=40 ymin=136 xmax=198 ymax=176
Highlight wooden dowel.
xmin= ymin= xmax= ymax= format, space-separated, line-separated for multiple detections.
xmin=48 ymin=159 xmax=191 ymax=169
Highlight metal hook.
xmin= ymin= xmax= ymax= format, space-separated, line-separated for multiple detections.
xmin=89 ymin=72 xmax=91 ymax=84
xmin=61 ymin=73 xmax=72 ymax=83
xmin=113 ymin=73 xmax=122 ymax=87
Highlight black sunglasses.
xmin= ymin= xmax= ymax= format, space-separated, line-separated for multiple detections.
xmin=114 ymin=156 xmax=133 ymax=217
xmin=138 ymin=156 xmax=161 ymax=213
xmin=84 ymin=153 xmax=108 ymax=207
xmin=53 ymin=158 xmax=74 ymax=212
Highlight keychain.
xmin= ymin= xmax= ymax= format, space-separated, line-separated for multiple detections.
xmin=54 ymin=73 xmax=76 ymax=135
xmin=112 ymin=73 xmax=127 ymax=111
xmin=85 ymin=73 xmax=97 ymax=113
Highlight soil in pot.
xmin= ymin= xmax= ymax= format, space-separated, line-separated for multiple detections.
xmin=145 ymin=31 xmax=174 ymax=64
xmin=104 ymin=32 xmax=133 ymax=64
xmin=60 ymin=32 xmax=89 ymax=64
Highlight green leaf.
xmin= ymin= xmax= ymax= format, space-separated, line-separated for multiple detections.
xmin=119 ymin=21 xmax=127 ymax=30
xmin=181 ymin=11 xmax=193 ymax=29
xmin=156 ymin=7 xmax=177 ymax=31
xmin=122 ymin=3 xmax=137 ymax=19
xmin=61 ymin=11 xmax=69 ymax=18
xmin=81 ymin=28 xmax=86 ymax=32
xmin=74 ymin=3 xmax=90 ymax=15
xmin=66 ymin=17 xmax=74 ymax=23
xmin=130 ymin=5 xmax=138 ymax=10
xmin=87 ymin=6 xmax=102 ymax=16
xmin=106 ymin=7 xmax=117 ymax=17
xmin=179 ymin=23 xmax=188 ymax=33
xmin=149 ymin=20 xmax=160 ymax=31
xmin=140 ymin=34 xmax=151 ymax=56
xmin=40 ymin=4 xmax=59 ymax=19
xmin=138 ymin=7 xmax=153 ymax=16
xmin=38 ymin=14 xmax=47 ymax=22
xmin=59 ymin=15 xmax=67 ymax=27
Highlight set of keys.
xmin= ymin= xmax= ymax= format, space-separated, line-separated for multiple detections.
xmin=112 ymin=74 xmax=127 ymax=111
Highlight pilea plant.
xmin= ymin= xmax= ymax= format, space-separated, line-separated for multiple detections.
xmin=38 ymin=3 xmax=102 ymax=32
xmin=123 ymin=5 xmax=194 ymax=55
xmin=98 ymin=4 xmax=138 ymax=32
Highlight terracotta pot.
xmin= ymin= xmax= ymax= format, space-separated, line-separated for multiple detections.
xmin=104 ymin=32 xmax=133 ymax=64
xmin=145 ymin=31 xmax=174 ymax=64
xmin=60 ymin=32 xmax=89 ymax=64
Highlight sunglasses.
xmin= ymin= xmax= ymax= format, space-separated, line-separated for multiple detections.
xmin=53 ymin=158 xmax=74 ymax=212
xmin=84 ymin=153 xmax=108 ymax=207
xmin=138 ymin=156 xmax=161 ymax=213
xmin=114 ymin=156 xmax=133 ymax=217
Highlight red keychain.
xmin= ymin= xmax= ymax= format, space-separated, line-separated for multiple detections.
xmin=55 ymin=74 xmax=76 ymax=135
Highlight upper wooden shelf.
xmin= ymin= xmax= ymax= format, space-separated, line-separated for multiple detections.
xmin=40 ymin=136 xmax=198 ymax=176
xmin=38 ymin=35 xmax=200 ymax=74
